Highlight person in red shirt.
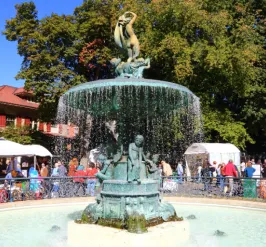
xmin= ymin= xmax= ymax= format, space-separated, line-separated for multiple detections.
xmin=224 ymin=160 xmax=238 ymax=177
xmin=223 ymin=160 xmax=238 ymax=196
xmin=86 ymin=163 xmax=98 ymax=196
xmin=73 ymin=165 xmax=86 ymax=195
xmin=73 ymin=165 xmax=86 ymax=183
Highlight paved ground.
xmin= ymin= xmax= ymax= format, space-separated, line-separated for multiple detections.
xmin=0 ymin=196 xmax=265 ymax=210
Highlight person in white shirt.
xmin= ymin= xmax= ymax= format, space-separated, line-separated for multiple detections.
xmin=197 ymin=164 xmax=202 ymax=183
xmin=240 ymin=160 xmax=246 ymax=177
xmin=177 ymin=162 xmax=183 ymax=183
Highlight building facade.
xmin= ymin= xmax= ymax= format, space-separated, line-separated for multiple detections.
xmin=0 ymin=85 xmax=78 ymax=138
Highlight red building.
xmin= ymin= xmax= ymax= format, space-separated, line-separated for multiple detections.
xmin=0 ymin=85 xmax=39 ymax=128
xmin=0 ymin=85 xmax=78 ymax=138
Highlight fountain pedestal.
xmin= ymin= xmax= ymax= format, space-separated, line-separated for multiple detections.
xmin=81 ymin=179 xmax=178 ymax=230
xmin=100 ymin=180 xmax=160 ymax=220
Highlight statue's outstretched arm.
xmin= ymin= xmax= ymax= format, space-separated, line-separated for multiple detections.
xmin=142 ymin=152 xmax=148 ymax=162
xmin=101 ymin=161 xmax=110 ymax=174
xmin=145 ymin=58 xmax=151 ymax=69
xmin=124 ymin=12 xmax=137 ymax=26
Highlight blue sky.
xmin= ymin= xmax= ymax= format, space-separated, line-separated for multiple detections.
xmin=0 ymin=0 xmax=83 ymax=87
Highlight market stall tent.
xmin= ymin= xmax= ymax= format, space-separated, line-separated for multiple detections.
xmin=184 ymin=143 xmax=240 ymax=176
xmin=0 ymin=138 xmax=34 ymax=157
xmin=23 ymin=144 xmax=53 ymax=170
xmin=23 ymin=145 xmax=52 ymax=157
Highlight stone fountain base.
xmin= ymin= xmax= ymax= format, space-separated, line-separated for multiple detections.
xmin=80 ymin=180 xmax=179 ymax=231
xmin=68 ymin=220 xmax=189 ymax=247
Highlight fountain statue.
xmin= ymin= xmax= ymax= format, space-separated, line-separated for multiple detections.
xmin=80 ymin=135 xmax=181 ymax=232
xmin=112 ymin=11 xmax=150 ymax=78
xmin=57 ymin=10 xmax=201 ymax=160
xmin=114 ymin=12 xmax=140 ymax=63
xmin=57 ymin=11 xmax=200 ymax=240
xmin=127 ymin=134 xmax=146 ymax=182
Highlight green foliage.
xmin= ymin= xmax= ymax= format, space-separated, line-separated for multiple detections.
xmin=4 ymin=0 xmax=266 ymax=150
xmin=203 ymin=107 xmax=254 ymax=150
xmin=0 ymin=126 xmax=33 ymax=144
xmin=0 ymin=126 xmax=52 ymax=149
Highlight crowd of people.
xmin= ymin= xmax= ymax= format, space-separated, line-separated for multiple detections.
xmin=194 ymin=158 xmax=266 ymax=197
xmin=1 ymin=156 xmax=100 ymax=198
xmin=1 ymin=154 xmax=266 ymax=201
xmin=158 ymin=158 xmax=266 ymax=198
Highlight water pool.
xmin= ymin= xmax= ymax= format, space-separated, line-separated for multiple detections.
xmin=0 ymin=203 xmax=265 ymax=247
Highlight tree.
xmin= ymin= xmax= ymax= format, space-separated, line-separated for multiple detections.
xmin=4 ymin=0 xmax=266 ymax=151
xmin=140 ymin=0 xmax=266 ymax=150
xmin=0 ymin=126 xmax=33 ymax=144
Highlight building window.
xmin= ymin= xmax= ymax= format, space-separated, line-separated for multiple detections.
xmin=25 ymin=118 xmax=31 ymax=127
xmin=0 ymin=115 xmax=6 ymax=127
xmin=16 ymin=117 xmax=22 ymax=127
xmin=6 ymin=116 xmax=15 ymax=126
xmin=39 ymin=122 xmax=44 ymax=131
xmin=47 ymin=123 xmax=51 ymax=132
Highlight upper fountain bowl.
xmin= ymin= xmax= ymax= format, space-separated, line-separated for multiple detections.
xmin=64 ymin=78 xmax=197 ymax=97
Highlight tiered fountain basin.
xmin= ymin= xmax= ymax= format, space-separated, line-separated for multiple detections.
xmin=1 ymin=199 xmax=266 ymax=247
xmin=70 ymin=179 xmax=188 ymax=246
xmin=64 ymin=78 xmax=195 ymax=95
xmin=58 ymin=78 xmax=201 ymax=156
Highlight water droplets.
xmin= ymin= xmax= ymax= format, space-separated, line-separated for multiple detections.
xmin=54 ymin=79 xmax=203 ymax=161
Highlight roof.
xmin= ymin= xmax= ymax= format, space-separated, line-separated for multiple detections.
xmin=184 ymin=143 xmax=240 ymax=155
xmin=14 ymin=87 xmax=33 ymax=95
xmin=0 ymin=85 xmax=39 ymax=109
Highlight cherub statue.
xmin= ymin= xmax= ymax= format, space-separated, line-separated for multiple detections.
xmin=131 ymin=57 xmax=150 ymax=78
xmin=95 ymin=154 xmax=114 ymax=182
xmin=114 ymin=11 xmax=140 ymax=63
xmin=127 ymin=135 xmax=147 ymax=182
xmin=145 ymin=153 xmax=160 ymax=180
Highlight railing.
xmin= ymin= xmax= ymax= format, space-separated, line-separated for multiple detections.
xmin=160 ymin=176 xmax=266 ymax=201
xmin=0 ymin=176 xmax=265 ymax=203
xmin=0 ymin=176 xmax=98 ymax=203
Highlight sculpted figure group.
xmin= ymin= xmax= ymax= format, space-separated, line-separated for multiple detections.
xmin=128 ymin=135 xmax=160 ymax=182
xmin=112 ymin=11 xmax=150 ymax=78
xmin=95 ymin=135 xmax=159 ymax=183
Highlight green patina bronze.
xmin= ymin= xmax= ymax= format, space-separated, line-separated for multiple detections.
xmin=67 ymin=11 xmax=197 ymax=233
xmin=79 ymin=136 xmax=182 ymax=233
xmin=112 ymin=11 xmax=150 ymax=79
xmin=126 ymin=214 xmax=148 ymax=234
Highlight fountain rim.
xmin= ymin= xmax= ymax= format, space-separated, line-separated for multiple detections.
xmin=1 ymin=201 xmax=266 ymax=212
xmin=64 ymin=78 xmax=198 ymax=98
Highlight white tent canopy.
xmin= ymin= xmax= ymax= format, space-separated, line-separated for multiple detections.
xmin=184 ymin=143 xmax=240 ymax=176
xmin=0 ymin=138 xmax=53 ymax=158
xmin=185 ymin=143 xmax=240 ymax=166
xmin=23 ymin=145 xmax=53 ymax=157
xmin=0 ymin=138 xmax=34 ymax=157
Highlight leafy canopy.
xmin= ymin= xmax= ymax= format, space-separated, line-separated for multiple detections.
xmin=4 ymin=0 xmax=266 ymax=150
